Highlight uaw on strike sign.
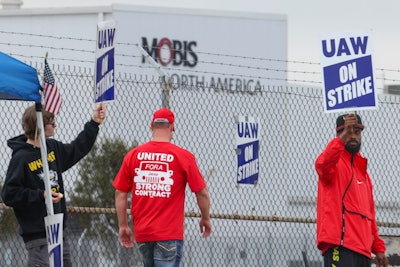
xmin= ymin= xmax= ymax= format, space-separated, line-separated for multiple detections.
xmin=95 ymin=19 xmax=116 ymax=103
xmin=236 ymin=116 xmax=259 ymax=185
xmin=45 ymin=213 xmax=63 ymax=267
xmin=321 ymin=31 xmax=377 ymax=112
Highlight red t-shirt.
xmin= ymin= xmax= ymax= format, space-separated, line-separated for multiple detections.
xmin=113 ymin=141 xmax=206 ymax=242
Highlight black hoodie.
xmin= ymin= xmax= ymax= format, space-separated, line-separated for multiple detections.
xmin=1 ymin=119 xmax=100 ymax=243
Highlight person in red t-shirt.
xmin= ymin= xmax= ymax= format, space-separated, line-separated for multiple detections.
xmin=113 ymin=107 xmax=212 ymax=267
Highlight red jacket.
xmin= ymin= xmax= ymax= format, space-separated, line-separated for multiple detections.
xmin=315 ymin=137 xmax=385 ymax=258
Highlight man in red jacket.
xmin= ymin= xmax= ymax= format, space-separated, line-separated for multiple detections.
xmin=315 ymin=113 xmax=388 ymax=267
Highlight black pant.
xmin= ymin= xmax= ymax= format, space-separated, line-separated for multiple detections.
xmin=324 ymin=246 xmax=371 ymax=267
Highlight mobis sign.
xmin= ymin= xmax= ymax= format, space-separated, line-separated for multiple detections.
xmin=140 ymin=36 xmax=264 ymax=95
xmin=141 ymin=37 xmax=198 ymax=67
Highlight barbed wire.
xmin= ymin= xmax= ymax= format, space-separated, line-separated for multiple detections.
xmin=4 ymin=52 xmax=324 ymax=85
xmin=0 ymin=30 xmax=94 ymax=42
xmin=1 ymin=30 xmax=400 ymax=87
xmin=6 ymin=51 xmax=400 ymax=85
xmin=1 ymin=30 xmax=399 ymax=72
xmin=1 ymin=40 xmax=314 ymax=73
xmin=0 ymin=30 xmax=309 ymax=65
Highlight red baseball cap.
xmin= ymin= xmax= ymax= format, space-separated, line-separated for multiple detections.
xmin=151 ymin=108 xmax=175 ymax=124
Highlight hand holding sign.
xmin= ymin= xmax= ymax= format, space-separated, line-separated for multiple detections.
xmin=338 ymin=113 xmax=363 ymax=143
xmin=92 ymin=103 xmax=106 ymax=124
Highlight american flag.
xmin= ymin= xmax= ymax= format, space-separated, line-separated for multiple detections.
xmin=43 ymin=59 xmax=62 ymax=114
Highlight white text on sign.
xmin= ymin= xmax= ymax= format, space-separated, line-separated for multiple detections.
xmin=327 ymin=62 xmax=373 ymax=107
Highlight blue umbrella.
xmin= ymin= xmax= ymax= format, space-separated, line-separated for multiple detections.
xmin=0 ymin=51 xmax=41 ymax=102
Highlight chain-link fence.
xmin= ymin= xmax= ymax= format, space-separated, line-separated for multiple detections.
xmin=1 ymin=60 xmax=400 ymax=266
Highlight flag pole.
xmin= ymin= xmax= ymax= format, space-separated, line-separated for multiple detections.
xmin=36 ymin=102 xmax=54 ymax=215
xmin=39 ymin=54 xmax=53 ymax=215
xmin=136 ymin=44 xmax=170 ymax=108
xmin=40 ymin=53 xmax=64 ymax=267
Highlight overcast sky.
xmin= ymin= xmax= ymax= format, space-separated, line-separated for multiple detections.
xmin=18 ymin=0 xmax=400 ymax=71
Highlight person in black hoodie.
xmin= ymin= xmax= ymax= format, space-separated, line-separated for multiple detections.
xmin=1 ymin=103 xmax=106 ymax=267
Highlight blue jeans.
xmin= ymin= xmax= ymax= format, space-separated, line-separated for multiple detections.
xmin=137 ymin=240 xmax=183 ymax=267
